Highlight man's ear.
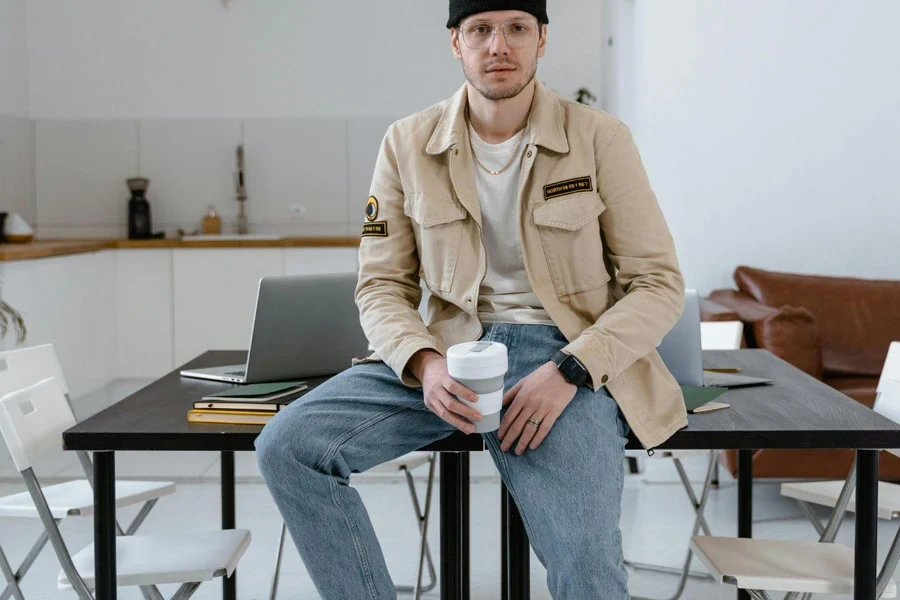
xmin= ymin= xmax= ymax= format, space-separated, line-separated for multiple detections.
xmin=537 ymin=24 xmax=547 ymax=58
xmin=450 ymin=28 xmax=463 ymax=59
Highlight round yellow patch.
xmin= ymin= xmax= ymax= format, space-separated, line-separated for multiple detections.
xmin=365 ymin=196 xmax=379 ymax=222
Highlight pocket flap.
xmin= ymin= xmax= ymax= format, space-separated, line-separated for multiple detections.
xmin=404 ymin=193 xmax=467 ymax=227
xmin=532 ymin=193 xmax=606 ymax=231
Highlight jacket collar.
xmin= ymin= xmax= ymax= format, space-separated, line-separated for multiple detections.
xmin=425 ymin=79 xmax=569 ymax=156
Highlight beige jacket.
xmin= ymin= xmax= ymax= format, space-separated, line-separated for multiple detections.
xmin=354 ymin=80 xmax=687 ymax=449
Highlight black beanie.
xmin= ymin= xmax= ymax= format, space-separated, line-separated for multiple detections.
xmin=447 ymin=0 xmax=548 ymax=29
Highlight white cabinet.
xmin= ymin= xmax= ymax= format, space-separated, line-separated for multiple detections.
xmin=0 ymin=251 xmax=117 ymax=398
xmin=172 ymin=249 xmax=283 ymax=365
xmin=116 ymin=250 xmax=174 ymax=378
xmin=284 ymin=247 xmax=358 ymax=275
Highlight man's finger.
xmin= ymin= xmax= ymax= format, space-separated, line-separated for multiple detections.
xmin=445 ymin=378 xmax=479 ymax=404
xmin=514 ymin=414 xmax=541 ymax=455
xmin=498 ymin=393 xmax=526 ymax=440
xmin=502 ymin=380 xmax=523 ymax=407
xmin=528 ymin=411 xmax=557 ymax=450
xmin=437 ymin=388 xmax=483 ymax=425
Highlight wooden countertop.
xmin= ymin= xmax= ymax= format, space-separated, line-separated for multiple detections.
xmin=0 ymin=237 xmax=361 ymax=261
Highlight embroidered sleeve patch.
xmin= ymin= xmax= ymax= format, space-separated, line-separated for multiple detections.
xmin=365 ymin=196 xmax=379 ymax=221
xmin=362 ymin=221 xmax=388 ymax=237
xmin=543 ymin=176 xmax=593 ymax=200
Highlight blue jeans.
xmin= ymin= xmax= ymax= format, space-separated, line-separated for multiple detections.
xmin=255 ymin=323 xmax=630 ymax=599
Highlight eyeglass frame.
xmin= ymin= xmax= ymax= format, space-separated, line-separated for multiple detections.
xmin=456 ymin=16 xmax=543 ymax=50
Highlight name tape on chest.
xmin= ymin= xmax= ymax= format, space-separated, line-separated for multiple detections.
xmin=543 ymin=176 xmax=593 ymax=200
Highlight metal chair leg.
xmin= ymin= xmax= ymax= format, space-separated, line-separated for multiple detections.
xmin=628 ymin=450 xmax=719 ymax=600
xmin=0 ymin=544 xmax=26 ymax=600
xmin=396 ymin=452 xmax=438 ymax=596
xmin=269 ymin=523 xmax=287 ymax=600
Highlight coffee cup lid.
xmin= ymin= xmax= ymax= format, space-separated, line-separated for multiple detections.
xmin=447 ymin=341 xmax=508 ymax=372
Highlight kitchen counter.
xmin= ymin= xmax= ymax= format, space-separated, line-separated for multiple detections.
xmin=0 ymin=237 xmax=361 ymax=261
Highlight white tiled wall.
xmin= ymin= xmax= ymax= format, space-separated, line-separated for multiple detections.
xmin=32 ymin=117 xmax=400 ymax=239
xmin=0 ymin=115 xmax=36 ymax=226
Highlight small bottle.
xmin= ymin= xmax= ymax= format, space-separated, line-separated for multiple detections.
xmin=203 ymin=205 xmax=222 ymax=235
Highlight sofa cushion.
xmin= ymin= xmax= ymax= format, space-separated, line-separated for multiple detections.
xmin=735 ymin=266 xmax=900 ymax=377
xmin=753 ymin=306 xmax=824 ymax=380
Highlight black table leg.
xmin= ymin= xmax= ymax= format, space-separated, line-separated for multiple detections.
xmin=460 ymin=453 xmax=470 ymax=600
xmin=737 ymin=449 xmax=753 ymax=600
xmin=855 ymin=450 xmax=878 ymax=600
xmin=502 ymin=482 xmax=530 ymax=600
xmin=501 ymin=483 xmax=508 ymax=600
xmin=440 ymin=453 xmax=462 ymax=600
xmin=222 ymin=451 xmax=236 ymax=600
xmin=94 ymin=451 xmax=116 ymax=600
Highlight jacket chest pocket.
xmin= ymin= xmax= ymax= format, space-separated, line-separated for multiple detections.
xmin=404 ymin=193 xmax=468 ymax=294
xmin=532 ymin=192 xmax=611 ymax=296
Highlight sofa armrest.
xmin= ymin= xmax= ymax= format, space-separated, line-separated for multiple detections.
xmin=707 ymin=290 xmax=825 ymax=379
xmin=700 ymin=298 xmax=740 ymax=322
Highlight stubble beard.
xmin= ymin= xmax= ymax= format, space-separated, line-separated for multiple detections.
xmin=462 ymin=54 xmax=538 ymax=102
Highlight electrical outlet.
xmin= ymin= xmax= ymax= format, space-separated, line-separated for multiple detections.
xmin=290 ymin=203 xmax=307 ymax=219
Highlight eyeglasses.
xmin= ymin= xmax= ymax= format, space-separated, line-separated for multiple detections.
xmin=458 ymin=18 xmax=540 ymax=50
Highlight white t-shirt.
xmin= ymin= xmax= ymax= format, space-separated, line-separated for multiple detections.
xmin=468 ymin=122 xmax=553 ymax=325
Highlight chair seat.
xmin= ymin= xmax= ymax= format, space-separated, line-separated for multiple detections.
xmin=781 ymin=480 xmax=900 ymax=520
xmin=367 ymin=452 xmax=432 ymax=474
xmin=690 ymin=536 xmax=897 ymax=596
xmin=58 ymin=529 xmax=252 ymax=589
xmin=0 ymin=479 xmax=176 ymax=519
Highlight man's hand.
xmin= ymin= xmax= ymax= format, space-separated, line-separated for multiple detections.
xmin=408 ymin=350 xmax=482 ymax=434
xmin=498 ymin=361 xmax=578 ymax=455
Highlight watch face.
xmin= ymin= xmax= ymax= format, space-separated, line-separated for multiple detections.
xmin=560 ymin=355 xmax=585 ymax=384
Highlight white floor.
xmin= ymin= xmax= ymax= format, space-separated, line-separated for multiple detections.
xmin=0 ymin=381 xmax=896 ymax=599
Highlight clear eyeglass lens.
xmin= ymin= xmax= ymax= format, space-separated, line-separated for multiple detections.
xmin=462 ymin=20 xmax=537 ymax=49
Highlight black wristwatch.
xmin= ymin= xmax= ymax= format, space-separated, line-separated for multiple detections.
xmin=551 ymin=351 xmax=590 ymax=387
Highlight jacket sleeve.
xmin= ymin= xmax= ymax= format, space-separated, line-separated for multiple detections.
xmin=355 ymin=124 xmax=441 ymax=387
xmin=562 ymin=122 xmax=685 ymax=392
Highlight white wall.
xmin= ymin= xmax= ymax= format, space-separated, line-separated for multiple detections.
xmin=27 ymin=0 xmax=603 ymax=119
xmin=604 ymin=1 xmax=900 ymax=294
xmin=0 ymin=0 xmax=27 ymax=117
xmin=0 ymin=0 xmax=35 ymax=225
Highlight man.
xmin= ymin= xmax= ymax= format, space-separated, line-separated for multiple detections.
xmin=256 ymin=1 xmax=686 ymax=597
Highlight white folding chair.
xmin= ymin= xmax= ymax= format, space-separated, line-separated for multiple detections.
xmin=691 ymin=348 xmax=900 ymax=599
xmin=0 ymin=378 xmax=252 ymax=600
xmin=700 ymin=321 xmax=744 ymax=351
xmin=269 ymin=451 xmax=438 ymax=600
xmin=0 ymin=345 xmax=176 ymax=600
xmin=773 ymin=341 xmax=900 ymax=600
xmin=624 ymin=321 xmax=744 ymax=599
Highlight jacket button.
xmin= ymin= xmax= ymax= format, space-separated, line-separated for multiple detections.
xmin=466 ymin=297 xmax=472 ymax=303
xmin=527 ymin=150 xmax=533 ymax=158
xmin=601 ymin=375 xmax=609 ymax=384
xmin=454 ymin=149 xmax=459 ymax=156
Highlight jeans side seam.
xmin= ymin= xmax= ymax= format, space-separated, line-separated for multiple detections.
xmin=329 ymin=476 xmax=380 ymax=600
xmin=314 ymin=404 xmax=408 ymax=474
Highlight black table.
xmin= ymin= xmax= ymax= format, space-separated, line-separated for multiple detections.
xmin=62 ymin=351 xmax=483 ymax=600
xmin=499 ymin=349 xmax=900 ymax=600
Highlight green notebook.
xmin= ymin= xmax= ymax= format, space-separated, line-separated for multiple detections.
xmin=202 ymin=381 xmax=307 ymax=402
xmin=680 ymin=385 xmax=728 ymax=413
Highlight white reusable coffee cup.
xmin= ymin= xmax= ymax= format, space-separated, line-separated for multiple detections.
xmin=447 ymin=341 xmax=508 ymax=433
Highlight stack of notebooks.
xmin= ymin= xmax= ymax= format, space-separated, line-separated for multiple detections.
xmin=187 ymin=381 xmax=308 ymax=425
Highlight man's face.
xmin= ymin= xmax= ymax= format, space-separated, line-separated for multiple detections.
xmin=451 ymin=10 xmax=547 ymax=102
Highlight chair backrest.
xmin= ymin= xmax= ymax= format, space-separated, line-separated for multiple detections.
xmin=877 ymin=342 xmax=900 ymax=394
xmin=0 ymin=378 xmax=77 ymax=472
xmin=700 ymin=321 xmax=744 ymax=351
xmin=0 ymin=344 xmax=69 ymax=398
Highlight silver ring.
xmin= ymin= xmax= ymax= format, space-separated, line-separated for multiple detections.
xmin=527 ymin=418 xmax=541 ymax=429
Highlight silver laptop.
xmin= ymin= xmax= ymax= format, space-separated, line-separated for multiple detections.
xmin=180 ymin=273 xmax=371 ymax=384
xmin=656 ymin=289 xmax=773 ymax=388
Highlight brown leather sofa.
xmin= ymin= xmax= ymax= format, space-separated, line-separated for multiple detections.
xmin=702 ymin=266 xmax=900 ymax=479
